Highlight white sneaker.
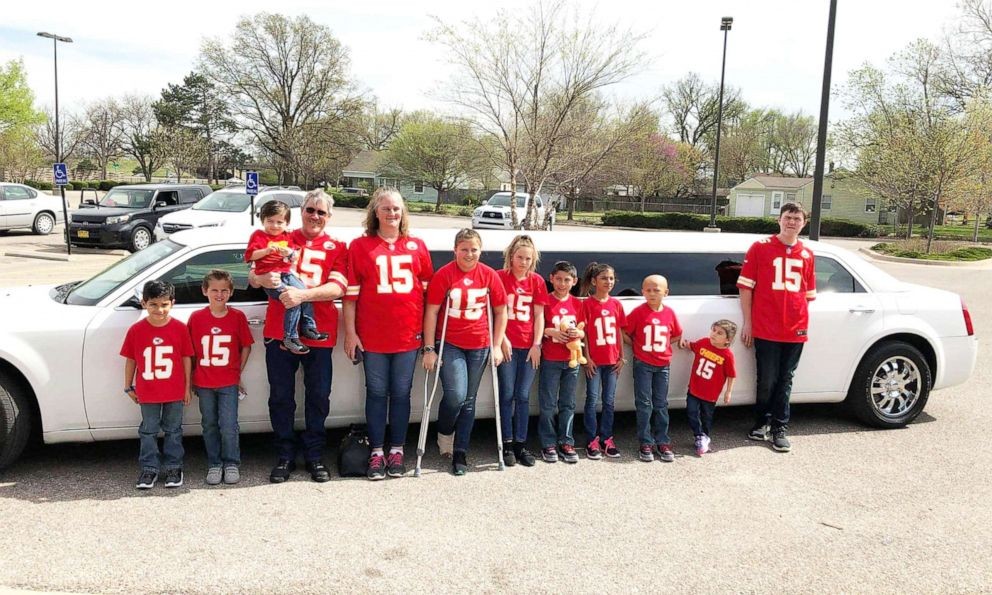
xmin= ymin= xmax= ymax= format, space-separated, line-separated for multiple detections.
xmin=437 ymin=432 xmax=454 ymax=458
xmin=701 ymin=435 xmax=711 ymax=454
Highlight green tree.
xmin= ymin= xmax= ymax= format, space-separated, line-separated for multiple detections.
xmin=119 ymin=95 xmax=162 ymax=182
xmin=0 ymin=59 xmax=43 ymax=134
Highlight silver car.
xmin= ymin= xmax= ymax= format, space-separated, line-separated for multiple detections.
xmin=0 ymin=183 xmax=66 ymax=235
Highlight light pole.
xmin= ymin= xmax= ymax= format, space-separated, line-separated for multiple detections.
xmin=808 ymin=0 xmax=837 ymax=241
xmin=37 ymin=31 xmax=73 ymax=255
xmin=708 ymin=16 xmax=733 ymax=230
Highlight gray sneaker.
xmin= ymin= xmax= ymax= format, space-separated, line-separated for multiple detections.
xmin=656 ymin=444 xmax=675 ymax=463
xmin=223 ymin=466 xmax=241 ymax=484
xmin=771 ymin=430 xmax=792 ymax=452
xmin=205 ymin=467 xmax=223 ymax=485
xmin=748 ymin=425 xmax=769 ymax=442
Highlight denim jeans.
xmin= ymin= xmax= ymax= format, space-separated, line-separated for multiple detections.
xmin=538 ymin=359 xmax=579 ymax=448
xmin=754 ymin=339 xmax=805 ymax=431
xmin=437 ymin=343 xmax=490 ymax=453
xmin=265 ymin=339 xmax=333 ymax=461
xmin=496 ymin=348 xmax=537 ymax=443
xmin=685 ymin=393 xmax=717 ymax=437
xmin=363 ymin=349 xmax=418 ymax=449
xmin=584 ymin=364 xmax=619 ymax=441
xmin=632 ymin=359 xmax=671 ymax=446
xmin=138 ymin=401 xmax=185 ymax=472
xmin=264 ymin=272 xmax=316 ymax=340
xmin=196 ymin=384 xmax=240 ymax=467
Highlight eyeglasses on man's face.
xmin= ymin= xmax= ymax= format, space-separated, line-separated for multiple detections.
xmin=305 ymin=206 xmax=328 ymax=217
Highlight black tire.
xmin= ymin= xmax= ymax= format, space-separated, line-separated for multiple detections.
xmin=0 ymin=229 xmax=9 ymax=236
xmin=0 ymin=371 xmax=33 ymax=470
xmin=32 ymin=212 xmax=56 ymax=235
xmin=129 ymin=226 xmax=152 ymax=252
xmin=846 ymin=341 xmax=932 ymax=428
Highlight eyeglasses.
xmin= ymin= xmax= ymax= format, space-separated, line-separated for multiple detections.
xmin=304 ymin=206 xmax=328 ymax=217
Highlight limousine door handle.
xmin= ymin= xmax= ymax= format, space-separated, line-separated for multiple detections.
xmin=848 ymin=306 xmax=876 ymax=314
xmin=248 ymin=318 xmax=265 ymax=326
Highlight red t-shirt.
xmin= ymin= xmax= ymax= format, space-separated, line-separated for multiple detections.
xmin=261 ymin=229 xmax=349 ymax=347
xmin=345 ymin=235 xmax=434 ymax=353
xmin=687 ymin=339 xmax=737 ymax=402
xmin=426 ymin=261 xmax=507 ymax=350
xmin=542 ymin=293 xmax=586 ymax=362
xmin=498 ymin=270 xmax=549 ymax=350
xmin=246 ymin=229 xmax=298 ymax=275
xmin=625 ymin=303 xmax=683 ymax=367
xmin=188 ymin=307 xmax=254 ymax=388
xmin=582 ymin=296 xmax=627 ymax=366
xmin=736 ymin=235 xmax=817 ymax=343
xmin=120 ymin=318 xmax=195 ymax=404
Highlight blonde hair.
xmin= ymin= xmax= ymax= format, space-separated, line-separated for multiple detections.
xmin=712 ymin=319 xmax=738 ymax=346
xmin=364 ymin=187 xmax=410 ymax=237
xmin=502 ymin=234 xmax=540 ymax=273
xmin=454 ymin=228 xmax=482 ymax=248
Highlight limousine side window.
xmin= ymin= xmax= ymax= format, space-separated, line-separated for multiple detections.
xmin=816 ymin=256 xmax=865 ymax=293
xmin=157 ymin=249 xmax=268 ymax=305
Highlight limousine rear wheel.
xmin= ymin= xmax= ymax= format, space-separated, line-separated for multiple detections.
xmin=847 ymin=341 xmax=932 ymax=429
xmin=0 ymin=371 xmax=33 ymax=470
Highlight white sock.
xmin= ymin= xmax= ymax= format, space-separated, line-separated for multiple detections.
xmin=389 ymin=447 xmax=403 ymax=455
xmin=372 ymin=448 xmax=384 ymax=456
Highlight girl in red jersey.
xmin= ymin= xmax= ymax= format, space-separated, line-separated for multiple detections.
xmin=344 ymin=188 xmax=433 ymax=480
xmin=495 ymin=235 xmax=547 ymax=468
xmin=422 ymin=229 xmax=507 ymax=476
xmin=685 ymin=319 xmax=737 ymax=456
xmin=579 ymin=262 xmax=627 ymax=460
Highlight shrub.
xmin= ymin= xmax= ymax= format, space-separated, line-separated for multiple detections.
xmin=601 ymin=211 xmax=879 ymax=238
xmin=63 ymin=182 xmax=75 ymax=191
xmin=99 ymin=180 xmax=119 ymax=191
xmin=88 ymin=181 xmax=102 ymax=189
xmin=38 ymin=181 xmax=53 ymax=191
xmin=330 ymin=193 xmax=370 ymax=209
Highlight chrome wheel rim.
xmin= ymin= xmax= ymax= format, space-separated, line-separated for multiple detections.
xmin=869 ymin=356 xmax=922 ymax=419
xmin=132 ymin=229 xmax=151 ymax=250
xmin=36 ymin=214 xmax=54 ymax=234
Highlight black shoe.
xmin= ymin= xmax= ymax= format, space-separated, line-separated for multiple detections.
xmin=301 ymin=327 xmax=329 ymax=341
xmin=306 ymin=459 xmax=331 ymax=482
xmin=386 ymin=452 xmax=406 ymax=478
xmin=502 ymin=444 xmax=517 ymax=467
xmin=283 ymin=338 xmax=310 ymax=355
xmin=135 ymin=469 xmax=158 ymax=490
xmin=452 ymin=451 xmax=468 ymax=476
xmin=514 ymin=445 xmax=536 ymax=467
xmin=748 ymin=424 xmax=769 ymax=442
xmin=771 ymin=429 xmax=792 ymax=452
xmin=269 ymin=459 xmax=296 ymax=483
xmin=163 ymin=468 xmax=184 ymax=488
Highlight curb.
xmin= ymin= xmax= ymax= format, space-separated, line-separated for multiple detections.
xmin=858 ymin=247 xmax=992 ymax=267
xmin=3 ymin=250 xmax=71 ymax=262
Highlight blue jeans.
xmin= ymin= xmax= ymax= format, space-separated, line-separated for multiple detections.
xmin=265 ymin=339 xmax=333 ymax=461
xmin=138 ymin=401 xmax=184 ymax=472
xmin=196 ymin=385 xmax=240 ymax=467
xmin=437 ymin=343 xmax=490 ymax=453
xmin=496 ymin=348 xmax=537 ymax=443
xmin=264 ymin=272 xmax=316 ymax=340
xmin=753 ymin=339 xmax=805 ymax=431
xmin=686 ymin=393 xmax=717 ymax=437
xmin=584 ymin=364 xmax=618 ymax=441
xmin=363 ymin=349 xmax=418 ymax=449
xmin=632 ymin=360 xmax=671 ymax=446
xmin=538 ymin=359 xmax=579 ymax=448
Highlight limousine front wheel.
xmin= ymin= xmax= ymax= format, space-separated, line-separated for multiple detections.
xmin=0 ymin=370 xmax=34 ymax=470
xmin=847 ymin=341 xmax=932 ymax=429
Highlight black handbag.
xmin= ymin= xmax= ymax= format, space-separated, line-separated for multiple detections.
xmin=337 ymin=424 xmax=371 ymax=477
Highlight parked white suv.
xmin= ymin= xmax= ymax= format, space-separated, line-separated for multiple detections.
xmin=472 ymin=192 xmax=555 ymax=230
xmin=0 ymin=183 xmax=65 ymax=235
xmin=154 ymin=188 xmax=306 ymax=240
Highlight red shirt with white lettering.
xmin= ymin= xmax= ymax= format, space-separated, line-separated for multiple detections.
xmin=188 ymin=307 xmax=254 ymax=388
xmin=687 ymin=339 xmax=737 ymax=402
xmin=625 ymin=303 xmax=683 ymax=367
xmin=345 ymin=235 xmax=434 ymax=353
xmin=498 ymin=269 xmax=549 ymax=350
xmin=542 ymin=293 xmax=586 ymax=362
xmin=736 ymin=235 xmax=817 ymax=343
xmin=426 ymin=261 xmax=507 ymax=350
xmin=120 ymin=317 xmax=195 ymax=404
xmin=582 ymin=296 xmax=627 ymax=366
xmin=261 ymin=229 xmax=349 ymax=347
xmin=246 ymin=229 xmax=298 ymax=275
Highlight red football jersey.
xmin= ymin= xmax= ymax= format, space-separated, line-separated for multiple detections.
xmin=426 ymin=261 xmax=507 ymax=350
xmin=120 ymin=318 xmax=195 ymax=404
xmin=345 ymin=235 xmax=434 ymax=353
xmin=736 ymin=235 xmax=817 ymax=343
xmin=261 ymin=230 xmax=349 ymax=347
xmin=542 ymin=293 xmax=586 ymax=362
xmin=625 ymin=303 xmax=683 ymax=367
xmin=687 ymin=339 xmax=737 ymax=402
xmin=246 ymin=229 xmax=298 ymax=275
xmin=498 ymin=270 xmax=549 ymax=350
xmin=188 ymin=307 xmax=254 ymax=388
xmin=582 ymin=296 xmax=627 ymax=366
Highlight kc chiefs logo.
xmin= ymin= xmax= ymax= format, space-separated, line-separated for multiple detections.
xmin=463 ymin=278 xmax=473 ymax=286
xmin=211 ymin=327 xmax=222 ymax=334
xmin=323 ymin=241 xmax=335 ymax=250
xmin=152 ymin=337 xmax=164 ymax=345
xmin=406 ymin=241 xmax=417 ymax=250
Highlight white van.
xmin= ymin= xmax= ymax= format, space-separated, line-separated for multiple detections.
xmin=154 ymin=188 xmax=306 ymax=241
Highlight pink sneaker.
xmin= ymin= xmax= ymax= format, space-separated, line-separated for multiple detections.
xmin=603 ymin=437 xmax=620 ymax=458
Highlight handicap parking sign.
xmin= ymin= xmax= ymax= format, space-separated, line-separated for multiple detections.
xmin=53 ymin=163 xmax=68 ymax=186
xmin=246 ymin=171 xmax=259 ymax=196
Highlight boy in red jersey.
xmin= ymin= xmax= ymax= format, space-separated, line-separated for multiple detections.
xmin=188 ymin=270 xmax=254 ymax=485
xmin=685 ymin=320 xmax=737 ymax=456
xmin=120 ymin=280 xmax=194 ymax=490
xmin=737 ymin=202 xmax=816 ymax=452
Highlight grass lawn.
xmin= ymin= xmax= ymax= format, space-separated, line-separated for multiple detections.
xmin=880 ymin=223 xmax=992 ymax=243
xmin=871 ymin=239 xmax=992 ymax=261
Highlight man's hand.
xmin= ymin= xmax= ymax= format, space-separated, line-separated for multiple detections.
xmin=741 ymin=322 xmax=753 ymax=348
xmin=280 ymin=287 xmax=306 ymax=308
xmin=344 ymin=333 xmax=363 ymax=362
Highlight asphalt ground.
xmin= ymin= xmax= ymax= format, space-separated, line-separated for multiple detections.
xmin=0 ymin=210 xmax=990 ymax=594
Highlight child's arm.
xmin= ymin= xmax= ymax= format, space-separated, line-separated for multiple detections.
xmin=248 ymin=246 xmax=275 ymax=262
xmin=491 ymin=305 xmax=508 ymax=367
xmin=676 ymin=336 xmax=689 ymax=349
xmin=723 ymin=377 xmax=736 ymax=404
xmin=183 ymin=356 xmax=192 ymax=405
xmin=528 ymin=304 xmax=545 ymax=369
xmin=422 ymin=303 xmax=441 ymax=371
xmin=123 ymin=358 xmax=138 ymax=404
xmin=238 ymin=345 xmax=252 ymax=394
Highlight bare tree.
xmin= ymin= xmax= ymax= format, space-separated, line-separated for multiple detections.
xmin=35 ymin=107 xmax=85 ymax=163
xmin=356 ymin=102 xmax=404 ymax=151
xmin=771 ymin=111 xmax=817 ymax=177
xmin=153 ymin=128 xmax=208 ymax=183
xmin=937 ymin=0 xmax=992 ymax=112
xmin=663 ymin=72 xmax=746 ymax=150
xmin=80 ymin=99 xmax=124 ymax=180
xmin=119 ymin=95 xmax=162 ymax=182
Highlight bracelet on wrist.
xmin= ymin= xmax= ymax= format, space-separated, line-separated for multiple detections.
xmin=421 ymin=346 xmax=435 ymax=354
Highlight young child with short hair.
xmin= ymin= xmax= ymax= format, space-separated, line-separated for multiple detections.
xmin=623 ymin=275 xmax=683 ymax=463
xmin=188 ymin=269 xmax=254 ymax=485
xmin=120 ymin=280 xmax=194 ymax=490
xmin=246 ymin=200 xmax=327 ymax=355
xmin=686 ymin=319 xmax=738 ymax=456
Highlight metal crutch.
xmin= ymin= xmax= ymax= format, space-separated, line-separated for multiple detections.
xmin=488 ymin=292 xmax=506 ymax=471
xmin=415 ymin=292 xmax=451 ymax=477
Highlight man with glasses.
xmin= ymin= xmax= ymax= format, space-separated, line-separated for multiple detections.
xmin=250 ymin=189 xmax=349 ymax=483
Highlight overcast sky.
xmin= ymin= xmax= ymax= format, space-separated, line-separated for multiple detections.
xmin=1 ymin=0 xmax=964 ymax=124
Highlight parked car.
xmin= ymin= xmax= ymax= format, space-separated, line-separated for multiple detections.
xmin=472 ymin=192 xmax=555 ymax=230
xmin=0 ymin=228 xmax=977 ymax=468
xmin=68 ymin=183 xmax=211 ymax=252
xmin=340 ymin=187 xmax=369 ymax=197
xmin=0 ymin=183 xmax=65 ymax=235
xmin=154 ymin=188 xmax=307 ymax=241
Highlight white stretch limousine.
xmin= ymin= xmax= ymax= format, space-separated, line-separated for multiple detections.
xmin=0 ymin=227 xmax=978 ymax=468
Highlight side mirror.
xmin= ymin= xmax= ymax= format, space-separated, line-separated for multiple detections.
xmin=123 ymin=287 xmax=143 ymax=309
xmin=82 ymin=198 xmax=97 ymax=206
xmin=155 ymin=201 xmax=167 ymax=209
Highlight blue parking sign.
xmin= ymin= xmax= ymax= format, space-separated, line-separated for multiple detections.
xmin=246 ymin=171 xmax=259 ymax=196
xmin=53 ymin=163 xmax=68 ymax=186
